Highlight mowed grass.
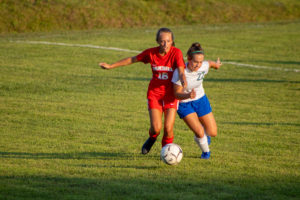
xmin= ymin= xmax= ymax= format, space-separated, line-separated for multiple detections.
xmin=0 ymin=21 xmax=300 ymax=199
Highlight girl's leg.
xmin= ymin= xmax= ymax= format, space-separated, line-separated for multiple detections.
xmin=141 ymin=109 xmax=162 ymax=154
xmin=183 ymin=112 xmax=204 ymax=138
xmin=195 ymin=112 xmax=216 ymax=159
xmin=162 ymin=108 xmax=177 ymax=147
xmin=149 ymin=109 xmax=162 ymax=138
xmin=183 ymin=113 xmax=210 ymax=156
xmin=198 ymin=112 xmax=217 ymax=137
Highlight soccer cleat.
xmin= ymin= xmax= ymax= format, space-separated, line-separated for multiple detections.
xmin=207 ymin=135 xmax=211 ymax=145
xmin=201 ymin=151 xmax=211 ymax=159
xmin=141 ymin=137 xmax=156 ymax=154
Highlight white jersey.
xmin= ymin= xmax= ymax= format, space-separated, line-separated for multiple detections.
xmin=172 ymin=61 xmax=210 ymax=103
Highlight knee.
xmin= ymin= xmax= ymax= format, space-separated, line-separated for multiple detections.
xmin=150 ymin=124 xmax=161 ymax=134
xmin=194 ymin=126 xmax=205 ymax=138
xmin=207 ymin=127 xmax=217 ymax=137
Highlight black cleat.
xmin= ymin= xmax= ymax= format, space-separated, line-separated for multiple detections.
xmin=141 ymin=137 xmax=156 ymax=154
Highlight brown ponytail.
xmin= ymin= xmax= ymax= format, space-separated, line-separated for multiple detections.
xmin=187 ymin=42 xmax=204 ymax=60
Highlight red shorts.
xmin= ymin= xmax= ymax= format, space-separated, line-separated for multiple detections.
xmin=147 ymin=87 xmax=178 ymax=112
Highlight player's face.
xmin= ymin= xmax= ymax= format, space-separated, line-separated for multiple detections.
xmin=188 ymin=54 xmax=204 ymax=71
xmin=158 ymin=32 xmax=173 ymax=53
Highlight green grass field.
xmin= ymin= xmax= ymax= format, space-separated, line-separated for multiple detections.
xmin=0 ymin=21 xmax=300 ymax=199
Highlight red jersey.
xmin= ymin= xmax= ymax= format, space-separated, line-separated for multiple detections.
xmin=136 ymin=46 xmax=185 ymax=93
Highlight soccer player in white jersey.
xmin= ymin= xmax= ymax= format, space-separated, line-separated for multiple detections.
xmin=171 ymin=42 xmax=222 ymax=159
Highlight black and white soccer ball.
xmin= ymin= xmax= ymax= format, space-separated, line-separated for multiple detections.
xmin=160 ymin=143 xmax=183 ymax=165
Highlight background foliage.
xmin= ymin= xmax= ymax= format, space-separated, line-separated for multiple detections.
xmin=1 ymin=0 xmax=300 ymax=33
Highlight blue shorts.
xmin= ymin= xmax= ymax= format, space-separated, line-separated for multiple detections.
xmin=177 ymin=95 xmax=212 ymax=119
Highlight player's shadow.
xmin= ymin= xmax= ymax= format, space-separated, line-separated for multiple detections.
xmin=0 ymin=151 xmax=136 ymax=160
xmin=0 ymin=151 xmax=162 ymax=170
xmin=75 ymin=163 xmax=161 ymax=170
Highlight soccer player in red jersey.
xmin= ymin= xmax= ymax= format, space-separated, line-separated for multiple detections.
xmin=99 ymin=28 xmax=186 ymax=154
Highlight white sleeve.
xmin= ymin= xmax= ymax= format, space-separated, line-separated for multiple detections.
xmin=171 ymin=68 xmax=181 ymax=85
xmin=204 ymin=61 xmax=210 ymax=75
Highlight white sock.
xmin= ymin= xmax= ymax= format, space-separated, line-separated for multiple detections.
xmin=194 ymin=135 xmax=210 ymax=153
xmin=204 ymin=130 xmax=208 ymax=137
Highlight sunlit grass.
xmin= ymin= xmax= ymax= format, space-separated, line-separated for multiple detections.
xmin=0 ymin=21 xmax=299 ymax=199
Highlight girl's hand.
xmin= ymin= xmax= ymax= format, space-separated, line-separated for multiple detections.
xmin=215 ymin=58 xmax=222 ymax=69
xmin=99 ymin=62 xmax=111 ymax=69
xmin=189 ymin=89 xmax=196 ymax=99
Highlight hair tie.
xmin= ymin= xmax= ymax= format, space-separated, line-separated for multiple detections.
xmin=192 ymin=50 xmax=204 ymax=54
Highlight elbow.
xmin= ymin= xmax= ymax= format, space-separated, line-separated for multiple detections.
xmin=174 ymin=93 xmax=181 ymax=100
xmin=174 ymin=93 xmax=188 ymax=100
xmin=175 ymin=95 xmax=184 ymax=100
xmin=173 ymin=92 xmax=182 ymax=100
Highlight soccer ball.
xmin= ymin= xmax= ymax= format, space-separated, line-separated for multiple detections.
xmin=160 ymin=143 xmax=183 ymax=165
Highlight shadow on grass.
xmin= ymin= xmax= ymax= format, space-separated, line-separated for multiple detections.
xmin=112 ymin=76 xmax=300 ymax=83
xmin=253 ymin=60 xmax=300 ymax=66
xmin=222 ymin=121 xmax=300 ymax=127
xmin=75 ymin=163 xmax=161 ymax=170
xmin=0 ymin=175 xmax=298 ymax=200
xmin=113 ymin=77 xmax=151 ymax=81
xmin=224 ymin=59 xmax=300 ymax=66
xmin=0 ymin=151 xmax=156 ymax=160
xmin=206 ymin=78 xmax=300 ymax=83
